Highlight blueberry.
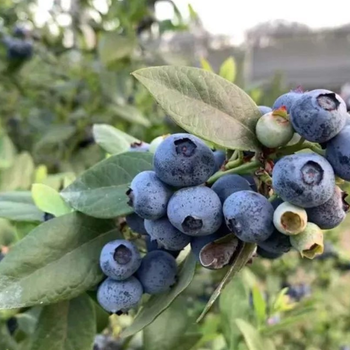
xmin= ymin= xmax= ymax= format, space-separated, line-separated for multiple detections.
xmin=306 ymin=186 xmax=349 ymax=229
xmin=100 ymin=240 xmax=141 ymax=280
xmin=129 ymin=142 xmax=150 ymax=152
xmin=144 ymin=217 xmax=191 ymax=251
xmin=242 ymin=175 xmax=258 ymax=192
xmin=285 ymin=283 xmax=311 ymax=301
xmin=326 ymin=125 xmax=350 ymax=181
xmin=149 ymin=135 xmax=170 ymax=153
xmin=127 ymin=171 xmax=172 ymax=220
xmin=258 ymin=106 xmax=272 ymax=115
xmin=97 ymin=277 xmax=143 ymax=314
xmin=290 ymin=89 xmax=347 ymax=143
xmin=126 ymin=213 xmax=147 ymax=235
xmin=256 ymin=109 xmax=294 ymax=148
xmin=223 ymin=191 xmax=274 ymax=243
xmin=257 ymin=246 xmax=283 ymax=259
xmin=272 ymin=153 xmax=335 ymax=208
xmin=5 ymin=38 xmax=33 ymax=60
xmin=153 ymin=133 xmax=215 ymax=187
xmin=6 ymin=317 xmax=18 ymax=335
xmin=273 ymin=202 xmax=307 ymax=236
xmin=136 ymin=250 xmax=177 ymax=294
xmin=258 ymin=229 xmax=291 ymax=254
xmin=144 ymin=236 xmax=180 ymax=258
xmin=167 ymin=186 xmax=222 ymax=236
xmin=213 ymin=150 xmax=226 ymax=172
xmin=211 ymin=174 xmax=251 ymax=204
xmin=272 ymin=90 xmax=303 ymax=113
xmin=43 ymin=212 xmax=55 ymax=222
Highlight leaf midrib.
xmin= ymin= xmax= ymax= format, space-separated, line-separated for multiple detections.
xmin=133 ymin=68 xmax=255 ymax=137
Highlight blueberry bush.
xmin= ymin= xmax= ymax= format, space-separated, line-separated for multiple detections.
xmin=1 ymin=3 xmax=350 ymax=350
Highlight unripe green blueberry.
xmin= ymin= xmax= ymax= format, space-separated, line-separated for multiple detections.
xmin=149 ymin=134 xmax=170 ymax=153
xmin=290 ymin=223 xmax=324 ymax=259
xmin=273 ymin=202 xmax=307 ymax=236
xmin=255 ymin=108 xmax=294 ymax=148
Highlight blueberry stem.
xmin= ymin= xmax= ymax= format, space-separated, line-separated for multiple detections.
xmin=207 ymin=160 xmax=261 ymax=185
xmin=268 ymin=193 xmax=278 ymax=202
xmin=225 ymin=158 xmax=243 ymax=170
xmin=276 ymin=140 xmax=325 ymax=157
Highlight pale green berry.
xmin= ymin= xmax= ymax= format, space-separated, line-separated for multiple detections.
xmin=273 ymin=202 xmax=307 ymax=236
xmin=290 ymin=223 xmax=324 ymax=259
xmin=255 ymin=108 xmax=294 ymax=148
xmin=149 ymin=134 xmax=170 ymax=153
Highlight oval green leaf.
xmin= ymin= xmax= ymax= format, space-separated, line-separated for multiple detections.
xmin=61 ymin=152 xmax=154 ymax=218
xmin=29 ymin=295 xmax=95 ymax=350
xmin=121 ymin=252 xmax=197 ymax=338
xmin=0 ymin=212 xmax=119 ymax=309
xmin=0 ymin=191 xmax=43 ymax=222
xmin=92 ymin=124 xmax=139 ymax=155
xmin=132 ymin=66 xmax=261 ymax=151
xmin=219 ymin=57 xmax=237 ymax=83
xmin=32 ymin=184 xmax=72 ymax=217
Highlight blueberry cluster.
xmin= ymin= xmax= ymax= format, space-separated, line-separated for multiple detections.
xmin=97 ymin=88 xmax=350 ymax=313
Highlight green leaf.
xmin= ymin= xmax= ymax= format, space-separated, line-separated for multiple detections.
xmin=236 ymin=319 xmax=275 ymax=350
xmin=219 ymin=57 xmax=236 ymax=83
xmin=197 ymin=243 xmax=256 ymax=322
xmin=0 ymin=212 xmax=119 ymax=309
xmin=0 ymin=133 xmax=16 ymax=169
xmin=29 ymin=295 xmax=95 ymax=350
xmin=219 ymin=277 xmax=250 ymax=350
xmin=200 ymin=58 xmax=214 ymax=72
xmin=0 ymin=192 xmax=43 ymax=222
xmin=111 ymin=105 xmax=151 ymax=127
xmin=132 ymin=66 xmax=261 ymax=151
xmin=121 ymin=252 xmax=197 ymax=338
xmin=34 ymin=126 xmax=76 ymax=152
xmin=92 ymin=124 xmax=139 ymax=155
xmin=252 ymin=285 xmax=266 ymax=327
xmin=144 ymin=296 xmax=201 ymax=350
xmin=61 ymin=152 xmax=153 ymax=219
xmin=31 ymin=184 xmax=72 ymax=217
xmin=98 ymin=32 xmax=136 ymax=66
xmin=0 ymin=153 xmax=35 ymax=191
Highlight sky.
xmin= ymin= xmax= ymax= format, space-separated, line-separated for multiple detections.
xmin=157 ymin=0 xmax=350 ymax=43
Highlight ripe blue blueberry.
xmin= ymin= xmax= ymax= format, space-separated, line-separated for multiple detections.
xmin=144 ymin=217 xmax=191 ymax=251
xmin=258 ymin=106 xmax=272 ymax=116
xmin=211 ymin=174 xmax=251 ymax=203
xmin=213 ymin=150 xmax=226 ymax=172
xmin=258 ymin=229 xmax=291 ymax=254
xmin=223 ymin=190 xmax=274 ymax=243
xmin=242 ymin=175 xmax=258 ymax=192
xmin=167 ymin=186 xmax=222 ymax=236
xmin=127 ymin=171 xmax=172 ymax=220
xmin=272 ymin=153 xmax=335 ymax=208
xmin=306 ymin=186 xmax=349 ymax=229
xmin=126 ymin=213 xmax=147 ymax=235
xmin=153 ymin=133 xmax=215 ymax=187
xmin=290 ymin=89 xmax=347 ymax=143
xmin=257 ymin=246 xmax=283 ymax=259
xmin=100 ymin=240 xmax=141 ymax=280
xmin=144 ymin=236 xmax=180 ymax=258
xmin=272 ymin=90 xmax=303 ymax=113
xmin=97 ymin=277 xmax=143 ymax=314
xmin=5 ymin=38 xmax=33 ymax=60
xmin=129 ymin=142 xmax=150 ymax=152
xmin=43 ymin=212 xmax=55 ymax=222
xmin=326 ymin=125 xmax=350 ymax=181
xmin=136 ymin=250 xmax=177 ymax=294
